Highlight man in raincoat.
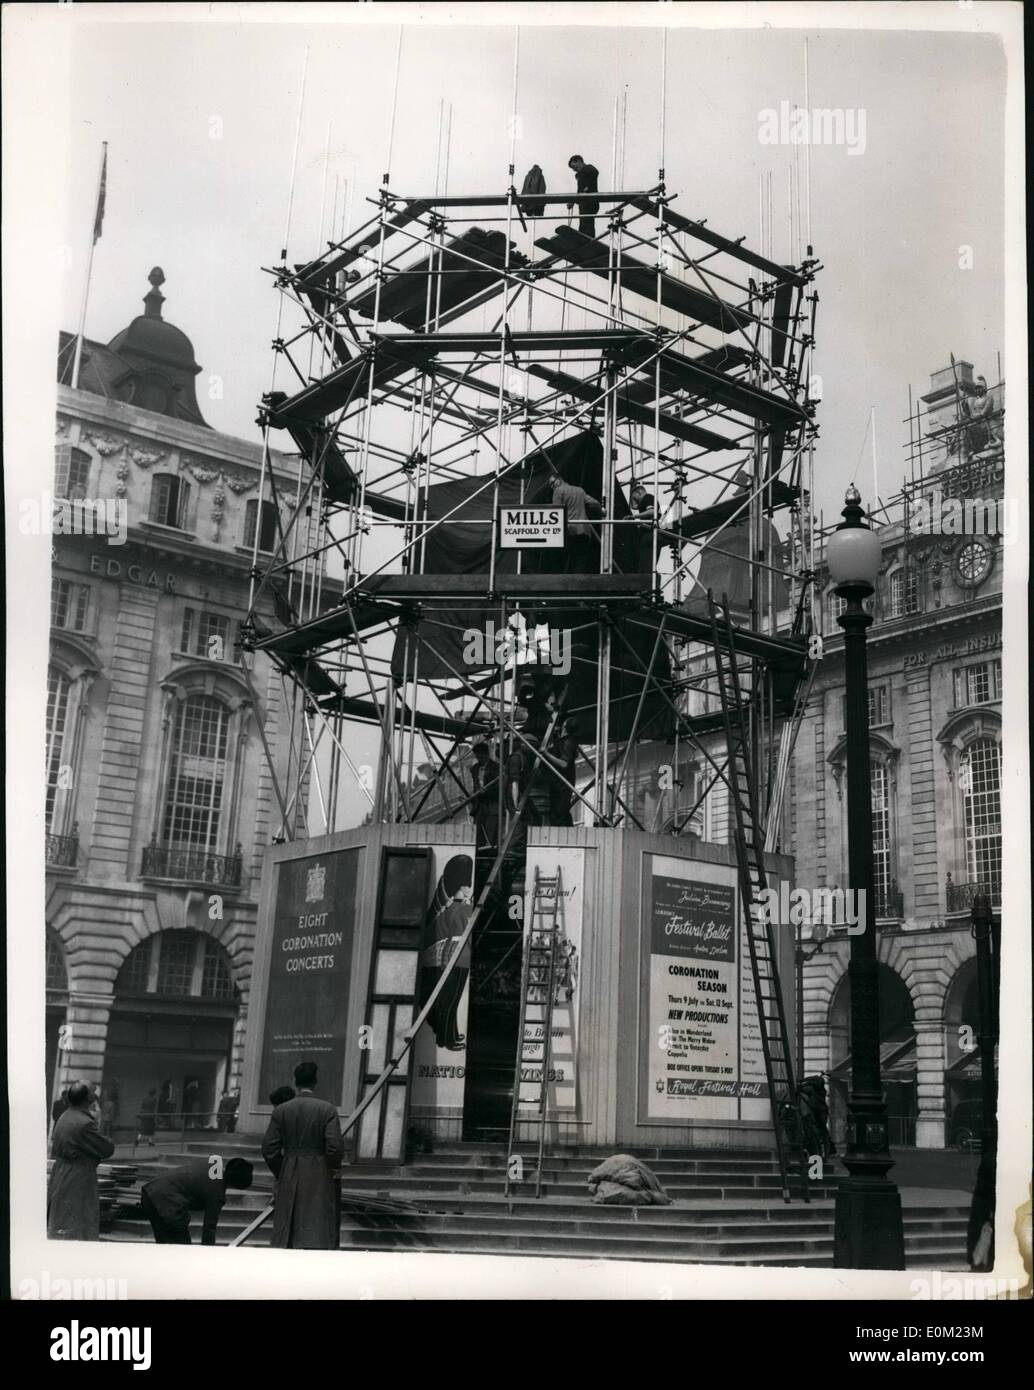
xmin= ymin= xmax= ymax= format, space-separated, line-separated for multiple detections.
xmin=261 ymin=1062 xmax=344 ymax=1249
xmin=47 ymin=1081 xmax=115 ymax=1240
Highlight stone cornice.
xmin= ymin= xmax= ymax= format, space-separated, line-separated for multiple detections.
xmin=817 ymin=593 xmax=1001 ymax=662
xmin=57 ymin=385 xmax=297 ymax=480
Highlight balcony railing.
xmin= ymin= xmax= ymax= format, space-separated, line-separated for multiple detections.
xmin=946 ymin=873 xmax=1002 ymax=913
xmin=874 ymin=885 xmax=904 ymax=920
xmin=46 ymin=827 xmax=79 ymax=868
xmin=141 ymin=844 xmax=243 ymax=887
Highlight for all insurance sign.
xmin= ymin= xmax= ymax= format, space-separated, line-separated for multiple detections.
xmin=498 ymin=504 xmax=566 ymax=549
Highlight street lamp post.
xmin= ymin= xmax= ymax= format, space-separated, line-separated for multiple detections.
xmin=967 ymin=892 xmax=999 ymax=1269
xmin=827 ymin=485 xmax=906 ymax=1269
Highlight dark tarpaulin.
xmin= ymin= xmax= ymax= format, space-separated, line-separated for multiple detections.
xmin=392 ymin=430 xmax=673 ymax=741
xmin=681 ymin=509 xmax=788 ymax=621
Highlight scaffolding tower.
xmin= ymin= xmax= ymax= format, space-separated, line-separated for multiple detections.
xmin=238 ymin=162 xmax=824 ymax=1195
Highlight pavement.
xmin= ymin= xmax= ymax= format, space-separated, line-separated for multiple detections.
xmin=107 ymin=1138 xmax=980 ymax=1211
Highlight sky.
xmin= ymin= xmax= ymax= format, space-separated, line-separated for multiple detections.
xmin=4 ymin=3 xmax=1016 ymax=827
xmin=49 ymin=7 xmax=1009 ymax=522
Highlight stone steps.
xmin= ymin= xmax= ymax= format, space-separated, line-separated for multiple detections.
xmin=106 ymin=1141 xmax=968 ymax=1268
xmin=107 ymin=1216 xmax=967 ymax=1268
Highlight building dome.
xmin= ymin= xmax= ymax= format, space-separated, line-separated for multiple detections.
xmin=109 ymin=312 xmax=199 ymax=369
xmin=105 ymin=268 xmax=210 ymax=426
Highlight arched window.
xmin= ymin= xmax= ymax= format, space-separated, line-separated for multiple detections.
xmin=827 ymin=589 xmax=872 ymax=634
xmin=162 ymin=695 xmax=229 ymax=855
xmin=827 ymin=591 xmax=846 ymax=633
xmin=46 ymin=667 xmax=72 ymax=833
xmin=131 ymin=372 xmax=174 ymax=415
xmin=54 ymin=444 xmax=91 ymax=499
xmin=871 ymin=762 xmax=892 ymax=911
xmin=46 ymin=930 xmax=68 ymax=993
xmin=960 ymin=738 xmax=1001 ymax=893
xmin=829 ymin=734 xmax=902 ymax=919
xmin=889 ymin=567 xmax=920 ymax=618
xmin=149 ymin=472 xmax=191 ymax=529
xmin=119 ymin=939 xmax=153 ymax=995
xmin=243 ymin=498 xmax=279 ymax=553
xmin=115 ymin=931 xmax=238 ymax=1002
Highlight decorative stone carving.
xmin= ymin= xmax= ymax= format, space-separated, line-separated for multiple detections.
xmin=115 ymin=460 xmax=130 ymax=498
xmin=56 ymin=416 xmax=72 ymax=437
xmin=86 ymin=432 xmax=127 ymax=457
xmin=211 ymin=484 xmax=226 ymax=542
xmin=223 ymin=473 xmax=256 ymax=495
xmin=129 ymin=446 xmax=167 ymax=469
xmin=186 ymin=462 xmax=220 ymax=484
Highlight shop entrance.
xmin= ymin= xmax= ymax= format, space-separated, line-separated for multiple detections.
xmin=106 ymin=930 xmax=240 ymax=1138
xmin=105 ymin=1009 xmax=234 ymax=1136
xmin=828 ymin=963 xmax=917 ymax=1146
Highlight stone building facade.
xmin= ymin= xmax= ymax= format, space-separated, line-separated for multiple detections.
xmin=791 ymin=359 xmax=1004 ymax=1149
xmin=46 ymin=269 xmax=329 ymax=1134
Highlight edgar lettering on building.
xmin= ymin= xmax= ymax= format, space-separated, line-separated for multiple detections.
xmin=89 ymin=553 xmax=176 ymax=590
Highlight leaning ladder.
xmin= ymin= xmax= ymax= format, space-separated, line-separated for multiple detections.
xmin=708 ymin=593 xmax=809 ymax=1203
xmin=504 ymin=866 xmax=563 ymax=1199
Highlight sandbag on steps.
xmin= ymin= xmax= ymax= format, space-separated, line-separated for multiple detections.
xmin=587 ymin=1153 xmax=672 ymax=1206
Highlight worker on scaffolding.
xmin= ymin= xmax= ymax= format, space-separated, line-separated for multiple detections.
xmin=567 ymin=155 xmax=600 ymax=238
xmin=548 ymin=716 xmax=580 ymax=827
xmin=470 ymin=737 xmax=502 ymax=852
xmin=550 ymin=471 xmax=602 ymax=573
xmin=506 ymin=668 xmax=568 ymax=830
xmin=630 ymin=481 xmax=658 ymax=575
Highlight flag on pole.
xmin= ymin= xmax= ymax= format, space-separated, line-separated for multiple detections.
xmin=92 ymin=143 xmax=107 ymax=244
xmin=72 ymin=141 xmax=108 ymax=391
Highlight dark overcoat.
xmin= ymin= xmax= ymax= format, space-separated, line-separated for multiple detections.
xmin=48 ymin=1107 xmax=115 ymax=1240
xmin=261 ymin=1091 xmax=344 ymax=1249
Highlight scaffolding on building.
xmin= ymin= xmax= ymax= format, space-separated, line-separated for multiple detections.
xmin=233 ymin=38 xmax=828 ymax=1211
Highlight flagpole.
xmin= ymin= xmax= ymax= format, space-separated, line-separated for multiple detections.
xmin=71 ymin=142 xmax=107 ymax=391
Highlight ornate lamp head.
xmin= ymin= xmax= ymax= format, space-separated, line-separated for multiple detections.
xmin=827 ymin=486 xmax=881 ymax=595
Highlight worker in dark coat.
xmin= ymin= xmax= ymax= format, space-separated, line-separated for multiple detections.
xmin=519 ymin=164 xmax=547 ymax=219
xmin=567 ymin=155 xmax=600 ymax=238
xmin=51 ymin=1088 xmax=70 ymax=1126
xmin=261 ymin=1062 xmax=344 ymax=1249
xmin=140 ymin=1156 xmax=253 ymax=1245
xmin=136 ymin=1088 xmax=157 ymax=1145
xmin=47 ymin=1082 xmax=115 ymax=1240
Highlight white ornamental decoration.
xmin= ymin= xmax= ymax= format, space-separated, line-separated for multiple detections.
xmin=87 ymin=432 xmax=127 ymax=457
xmin=224 ymin=473 xmax=256 ymax=495
xmin=129 ymin=446 xmax=167 ymax=468
xmin=305 ymin=863 xmax=326 ymax=903
xmin=186 ymin=461 xmax=220 ymax=484
xmin=115 ymin=461 xmax=130 ymax=498
xmin=211 ymin=484 xmax=226 ymax=541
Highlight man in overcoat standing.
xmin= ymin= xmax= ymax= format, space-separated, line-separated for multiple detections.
xmin=261 ymin=1061 xmax=343 ymax=1249
xmin=48 ymin=1082 xmax=116 ymax=1240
